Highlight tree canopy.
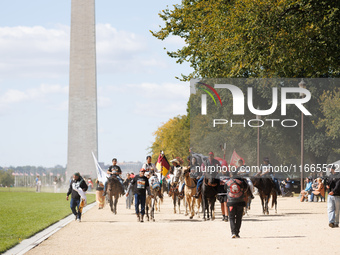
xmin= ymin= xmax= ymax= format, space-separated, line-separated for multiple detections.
xmin=151 ymin=1 xmax=340 ymax=168
xmin=152 ymin=0 xmax=340 ymax=80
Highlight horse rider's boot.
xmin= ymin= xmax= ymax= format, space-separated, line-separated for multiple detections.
xmin=137 ymin=213 xmax=140 ymax=222
xmin=140 ymin=214 xmax=144 ymax=223
xmin=193 ymin=187 xmax=201 ymax=199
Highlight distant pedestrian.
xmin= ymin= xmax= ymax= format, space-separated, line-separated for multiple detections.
xmin=36 ymin=177 xmax=41 ymax=193
xmin=224 ymin=171 xmax=248 ymax=238
xmin=124 ymin=174 xmax=133 ymax=209
xmin=326 ymin=165 xmax=340 ymax=228
xmin=126 ymin=168 xmax=151 ymax=222
xmin=95 ymin=180 xmax=105 ymax=209
xmin=66 ymin=172 xmax=88 ymax=222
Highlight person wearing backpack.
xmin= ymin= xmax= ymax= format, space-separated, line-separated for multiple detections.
xmin=224 ymin=171 xmax=248 ymax=238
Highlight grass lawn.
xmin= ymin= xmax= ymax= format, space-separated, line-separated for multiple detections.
xmin=0 ymin=190 xmax=95 ymax=253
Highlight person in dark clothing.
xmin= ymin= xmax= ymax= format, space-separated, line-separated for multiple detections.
xmin=66 ymin=172 xmax=88 ymax=222
xmin=103 ymin=158 xmax=124 ymax=196
xmin=193 ymin=152 xmax=221 ymax=198
xmin=326 ymin=165 xmax=340 ymax=228
xmin=126 ymin=168 xmax=151 ymax=222
xmin=216 ymin=170 xmax=230 ymax=222
xmin=224 ymin=171 xmax=248 ymax=238
xmin=257 ymin=157 xmax=281 ymax=195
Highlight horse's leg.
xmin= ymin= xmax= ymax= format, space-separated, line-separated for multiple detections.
xmin=114 ymin=195 xmax=118 ymax=214
xmin=190 ymin=195 xmax=195 ymax=219
xmin=151 ymin=197 xmax=155 ymax=221
xmin=178 ymin=196 xmax=181 ymax=214
xmin=185 ymin=192 xmax=189 ymax=216
xmin=173 ymin=194 xmax=176 ymax=214
xmin=146 ymin=202 xmax=149 ymax=221
xmin=260 ymin=193 xmax=265 ymax=215
xmin=202 ymin=195 xmax=206 ymax=221
xmin=196 ymin=197 xmax=201 ymax=218
xmin=109 ymin=194 xmax=114 ymax=213
xmin=211 ymin=198 xmax=216 ymax=220
xmin=265 ymin=194 xmax=270 ymax=215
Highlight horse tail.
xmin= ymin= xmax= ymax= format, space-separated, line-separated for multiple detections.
xmin=271 ymin=190 xmax=277 ymax=208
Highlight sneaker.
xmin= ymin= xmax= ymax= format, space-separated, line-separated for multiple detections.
xmin=231 ymin=234 xmax=236 ymax=239
xmin=236 ymin=234 xmax=240 ymax=238
xmin=222 ymin=215 xmax=225 ymax=221
xmin=329 ymin=223 xmax=334 ymax=228
xmin=224 ymin=216 xmax=229 ymax=222
xmin=77 ymin=218 xmax=81 ymax=222
xmin=334 ymin=224 xmax=339 ymax=228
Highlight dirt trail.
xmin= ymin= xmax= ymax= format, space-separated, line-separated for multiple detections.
xmin=26 ymin=195 xmax=339 ymax=255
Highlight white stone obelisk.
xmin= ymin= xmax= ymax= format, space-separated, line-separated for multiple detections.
xmin=67 ymin=0 xmax=98 ymax=180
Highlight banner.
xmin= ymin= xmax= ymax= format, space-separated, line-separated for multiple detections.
xmin=91 ymin=152 xmax=109 ymax=184
xmin=156 ymin=152 xmax=170 ymax=177
xmin=230 ymin=150 xmax=245 ymax=167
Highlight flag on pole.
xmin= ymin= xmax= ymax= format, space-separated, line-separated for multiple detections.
xmin=92 ymin=152 xmax=109 ymax=184
xmin=230 ymin=150 xmax=245 ymax=167
xmin=156 ymin=152 xmax=170 ymax=177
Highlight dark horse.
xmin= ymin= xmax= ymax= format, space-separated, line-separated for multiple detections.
xmin=251 ymin=176 xmax=277 ymax=215
xmin=106 ymin=176 xmax=121 ymax=214
xmin=201 ymin=171 xmax=218 ymax=221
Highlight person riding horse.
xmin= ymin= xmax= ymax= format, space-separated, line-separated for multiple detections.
xmin=194 ymin=152 xmax=220 ymax=198
xmin=256 ymin=157 xmax=281 ymax=195
xmin=103 ymin=158 xmax=125 ymax=196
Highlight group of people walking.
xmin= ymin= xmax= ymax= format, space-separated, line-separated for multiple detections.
xmin=66 ymin=153 xmax=340 ymax=237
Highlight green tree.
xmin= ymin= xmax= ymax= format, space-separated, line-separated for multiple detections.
xmin=149 ymin=115 xmax=190 ymax=163
xmin=0 ymin=170 xmax=14 ymax=187
xmin=152 ymin=0 xmax=340 ymax=80
xmin=152 ymin=1 xmax=340 ymax=166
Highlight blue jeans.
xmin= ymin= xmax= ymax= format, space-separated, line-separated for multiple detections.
xmin=135 ymin=193 xmax=146 ymax=215
xmin=197 ymin=176 xmax=204 ymax=192
xmin=328 ymin=195 xmax=340 ymax=225
xmin=70 ymin=198 xmax=81 ymax=219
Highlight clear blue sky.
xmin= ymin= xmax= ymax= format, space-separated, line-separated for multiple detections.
xmin=0 ymin=0 xmax=191 ymax=167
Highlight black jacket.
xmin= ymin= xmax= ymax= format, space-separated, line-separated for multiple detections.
xmin=327 ymin=172 xmax=340 ymax=193
xmin=67 ymin=176 xmax=88 ymax=200
xmin=224 ymin=177 xmax=247 ymax=206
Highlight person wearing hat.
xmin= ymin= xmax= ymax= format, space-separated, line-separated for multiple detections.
xmin=326 ymin=165 xmax=340 ymax=228
xmin=126 ymin=168 xmax=151 ymax=222
xmin=170 ymin=158 xmax=185 ymax=197
xmin=300 ymin=177 xmax=313 ymax=202
xmin=194 ymin=152 xmax=220 ymax=198
xmin=66 ymin=172 xmax=88 ymax=222
xmin=103 ymin=158 xmax=124 ymax=196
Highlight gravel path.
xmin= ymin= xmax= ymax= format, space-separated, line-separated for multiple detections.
xmin=26 ymin=195 xmax=339 ymax=255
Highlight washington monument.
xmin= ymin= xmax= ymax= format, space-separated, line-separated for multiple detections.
xmin=67 ymin=0 xmax=98 ymax=179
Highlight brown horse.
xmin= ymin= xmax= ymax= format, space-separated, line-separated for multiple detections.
xmin=106 ymin=176 xmax=121 ymax=214
xmin=183 ymin=168 xmax=201 ymax=219
xmin=251 ymin=177 xmax=277 ymax=214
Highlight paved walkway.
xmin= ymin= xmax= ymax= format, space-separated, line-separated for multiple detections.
xmin=12 ymin=196 xmax=340 ymax=255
